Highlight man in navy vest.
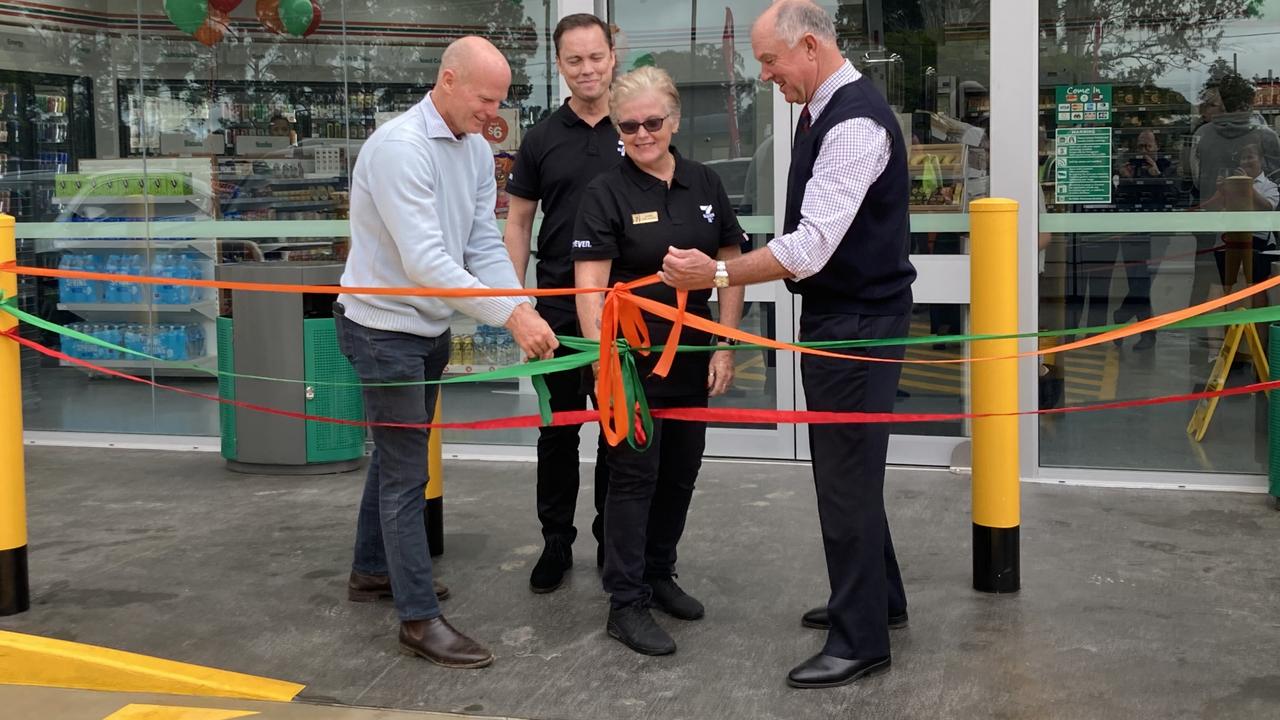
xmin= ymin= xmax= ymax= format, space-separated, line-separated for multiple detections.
xmin=660 ymin=0 xmax=916 ymax=689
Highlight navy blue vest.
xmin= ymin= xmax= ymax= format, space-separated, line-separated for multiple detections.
xmin=778 ymin=76 xmax=916 ymax=315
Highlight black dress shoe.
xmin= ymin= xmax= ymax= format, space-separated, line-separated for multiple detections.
xmin=607 ymin=604 xmax=676 ymax=655
xmin=347 ymin=571 xmax=449 ymax=602
xmin=787 ymin=653 xmax=891 ymax=689
xmin=647 ymin=576 xmax=704 ymax=620
xmin=530 ymin=538 xmax=572 ymax=593
xmin=800 ymin=606 xmax=908 ymax=630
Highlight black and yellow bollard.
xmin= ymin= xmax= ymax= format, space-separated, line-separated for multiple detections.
xmin=969 ymin=198 xmax=1020 ymax=594
xmin=0 ymin=213 xmax=28 ymax=615
xmin=426 ymin=393 xmax=444 ymax=557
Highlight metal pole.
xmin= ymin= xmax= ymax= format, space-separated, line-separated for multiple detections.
xmin=0 ymin=212 xmax=29 ymax=615
xmin=425 ymin=392 xmax=444 ymax=557
xmin=969 ymin=198 xmax=1020 ymax=594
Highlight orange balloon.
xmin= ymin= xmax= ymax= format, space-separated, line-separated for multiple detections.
xmin=194 ymin=19 xmax=224 ymax=46
xmin=256 ymin=0 xmax=284 ymax=34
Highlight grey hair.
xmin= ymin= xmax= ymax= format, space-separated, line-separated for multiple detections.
xmin=609 ymin=66 xmax=681 ymax=123
xmin=774 ymin=1 xmax=837 ymax=47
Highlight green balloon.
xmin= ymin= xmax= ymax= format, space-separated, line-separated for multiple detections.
xmin=164 ymin=0 xmax=208 ymax=34
xmin=279 ymin=0 xmax=314 ymax=37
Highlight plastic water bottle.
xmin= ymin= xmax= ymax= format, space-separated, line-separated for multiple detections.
xmin=151 ymin=255 xmax=167 ymax=304
xmin=80 ymin=253 xmax=99 ymax=303
xmin=57 ymin=253 xmax=74 ymax=302
xmin=103 ymin=255 xmax=120 ymax=303
xmin=188 ymin=323 xmax=205 ymax=358
xmin=127 ymin=255 xmax=144 ymax=303
xmin=171 ymin=324 xmax=188 ymax=361
xmin=174 ymin=254 xmax=192 ymax=304
xmin=129 ymin=323 xmax=147 ymax=356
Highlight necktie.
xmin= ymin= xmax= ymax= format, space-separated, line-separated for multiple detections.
xmin=794 ymin=105 xmax=812 ymax=147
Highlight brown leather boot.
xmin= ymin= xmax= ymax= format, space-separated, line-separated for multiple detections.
xmin=399 ymin=617 xmax=494 ymax=669
xmin=347 ymin=571 xmax=449 ymax=602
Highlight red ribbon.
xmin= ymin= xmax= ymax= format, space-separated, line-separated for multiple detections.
xmin=8 ymin=327 xmax=1278 ymax=430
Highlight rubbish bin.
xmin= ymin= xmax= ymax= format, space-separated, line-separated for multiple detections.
xmin=217 ymin=261 xmax=364 ymax=474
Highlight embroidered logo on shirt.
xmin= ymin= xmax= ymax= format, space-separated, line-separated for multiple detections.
xmin=572 ymin=240 xmax=592 ymax=248
xmin=700 ymin=204 xmax=716 ymax=223
xmin=617 ymin=140 xmax=626 ymax=156
xmin=631 ymin=211 xmax=659 ymax=225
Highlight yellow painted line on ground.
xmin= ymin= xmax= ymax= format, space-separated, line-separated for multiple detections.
xmin=0 ymin=630 xmax=304 ymax=702
xmin=105 ymin=704 xmax=258 ymax=720
xmin=901 ymin=366 xmax=963 ymax=382
xmin=899 ymin=379 xmax=961 ymax=394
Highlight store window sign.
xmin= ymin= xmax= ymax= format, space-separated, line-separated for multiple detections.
xmin=485 ymin=109 xmax=520 ymax=152
xmin=1056 ymin=84 xmax=1111 ymax=125
xmin=1055 ymin=127 xmax=1112 ymax=204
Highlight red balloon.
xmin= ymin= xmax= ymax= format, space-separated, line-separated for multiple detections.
xmin=302 ymin=0 xmax=321 ymax=37
xmin=209 ymin=0 xmax=241 ymax=12
xmin=207 ymin=8 xmax=230 ymax=31
xmin=256 ymin=0 xmax=283 ymax=34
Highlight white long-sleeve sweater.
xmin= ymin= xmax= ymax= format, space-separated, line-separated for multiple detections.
xmin=337 ymin=93 xmax=527 ymax=336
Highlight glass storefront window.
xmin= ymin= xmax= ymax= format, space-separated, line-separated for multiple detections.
xmin=4 ymin=1 xmax=552 ymax=437
xmin=1038 ymin=1 xmax=1279 ymax=474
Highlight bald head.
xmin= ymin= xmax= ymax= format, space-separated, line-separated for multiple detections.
xmin=433 ymin=36 xmax=512 ymax=136
xmin=440 ymin=36 xmax=511 ymax=83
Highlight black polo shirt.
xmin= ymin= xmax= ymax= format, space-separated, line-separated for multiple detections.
xmin=573 ymin=149 xmax=744 ymax=397
xmin=506 ymin=100 xmax=624 ymax=311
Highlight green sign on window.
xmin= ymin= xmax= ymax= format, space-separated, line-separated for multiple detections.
xmin=1056 ymin=84 xmax=1112 ymax=125
xmin=1055 ymin=127 xmax=1113 ymax=204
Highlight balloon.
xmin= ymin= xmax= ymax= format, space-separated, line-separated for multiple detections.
xmin=207 ymin=8 xmax=230 ymax=31
xmin=164 ymin=0 xmax=208 ymax=34
xmin=302 ymin=0 xmax=322 ymax=38
xmin=279 ymin=0 xmax=314 ymax=37
xmin=256 ymin=0 xmax=284 ymax=34
xmin=193 ymin=12 xmax=226 ymax=46
xmin=209 ymin=0 xmax=241 ymax=11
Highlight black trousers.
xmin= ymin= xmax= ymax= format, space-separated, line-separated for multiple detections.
xmin=1083 ymin=234 xmax=1153 ymax=328
xmin=602 ymin=395 xmax=708 ymax=608
xmin=799 ymin=310 xmax=909 ymax=661
xmin=535 ymin=303 xmax=608 ymax=546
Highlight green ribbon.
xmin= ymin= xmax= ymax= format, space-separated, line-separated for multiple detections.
xmin=5 ymin=292 xmax=1279 ymax=441
xmin=0 ymin=295 xmax=598 ymax=390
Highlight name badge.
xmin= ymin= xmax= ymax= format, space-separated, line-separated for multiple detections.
xmin=631 ymin=211 xmax=659 ymax=225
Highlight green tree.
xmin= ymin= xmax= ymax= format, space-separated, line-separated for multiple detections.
xmin=1040 ymin=0 xmax=1266 ymax=85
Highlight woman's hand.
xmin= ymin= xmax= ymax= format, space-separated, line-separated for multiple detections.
xmin=707 ymin=348 xmax=735 ymax=397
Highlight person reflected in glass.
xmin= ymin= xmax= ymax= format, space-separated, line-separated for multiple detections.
xmin=1089 ymin=130 xmax=1175 ymax=350
xmin=1187 ymin=73 xmax=1280 ymax=371
xmin=573 ymin=66 xmax=745 ymax=657
xmin=1200 ymin=143 xmax=1278 ymax=321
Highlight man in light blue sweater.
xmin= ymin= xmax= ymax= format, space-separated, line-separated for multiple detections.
xmin=334 ymin=36 xmax=558 ymax=669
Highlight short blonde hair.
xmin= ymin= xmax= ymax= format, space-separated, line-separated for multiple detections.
xmin=610 ymin=66 xmax=681 ymax=124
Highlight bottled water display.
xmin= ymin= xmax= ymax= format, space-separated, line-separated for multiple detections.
xmin=62 ymin=322 xmax=206 ymax=362
xmin=59 ymin=250 xmax=204 ymax=305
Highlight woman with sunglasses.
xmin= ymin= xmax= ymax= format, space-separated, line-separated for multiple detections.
xmin=572 ymin=65 xmax=746 ymax=656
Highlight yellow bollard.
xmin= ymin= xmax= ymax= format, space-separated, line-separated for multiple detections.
xmin=968 ymin=198 xmax=1020 ymax=594
xmin=425 ymin=392 xmax=444 ymax=557
xmin=0 ymin=213 xmax=28 ymax=615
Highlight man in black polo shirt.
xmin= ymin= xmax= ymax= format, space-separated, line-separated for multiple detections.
xmin=503 ymin=13 xmax=623 ymax=593
xmin=660 ymin=1 xmax=916 ymax=689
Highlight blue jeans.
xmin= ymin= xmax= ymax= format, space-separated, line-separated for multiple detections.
xmin=334 ymin=306 xmax=448 ymax=622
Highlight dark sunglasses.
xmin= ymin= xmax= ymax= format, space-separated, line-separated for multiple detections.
xmin=617 ymin=114 xmax=670 ymax=135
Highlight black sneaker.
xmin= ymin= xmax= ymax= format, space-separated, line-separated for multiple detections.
xmin=647 ymin=575 xmax=704 ymax=620
xmin=607 ymin=604 xmax=676 ymax=655
xmin=529 ymin=538 xmax=572 ymax=593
